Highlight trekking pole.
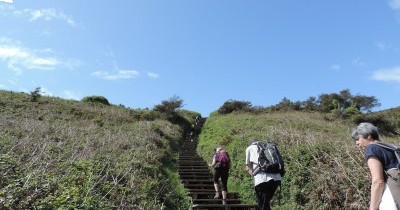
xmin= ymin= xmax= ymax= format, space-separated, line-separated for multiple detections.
xmin=278 ymin=181 xmax=282 ymax=205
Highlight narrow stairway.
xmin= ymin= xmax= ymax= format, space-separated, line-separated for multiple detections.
xmin=178 ymin=123 xmax=258 ymax=210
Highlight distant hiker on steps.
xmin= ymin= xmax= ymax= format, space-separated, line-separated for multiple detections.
xmin=209 ymin=147 xmax=230 ymax=204
xmin=351 ymin=122 xmax=400 ymax=210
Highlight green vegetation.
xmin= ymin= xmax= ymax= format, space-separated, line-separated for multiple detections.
xmin=1 ymin=88 xmax=399 ymax=209
xmin=81 ymin=95 xmax=111 ymax=106
xmin=218 ymin=89 xmax=380 ymax=118
xmin=0 ymin=90 xmax=194 ymax=209
xmin=197 ymin=111 xmax=400 ymax=209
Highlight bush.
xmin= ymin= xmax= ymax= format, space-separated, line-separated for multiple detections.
xmin=352 ymin=114 xmax=397 ymax=135
xmin=81 ymin=96 xmax=110 ymax=106
xmin=218 ymin=100 xmax=252 ymax=114
xmin=153 ymin=95 xmax=183 ymax=114
xmin=30 ymin=87 xmax=42 ymax=102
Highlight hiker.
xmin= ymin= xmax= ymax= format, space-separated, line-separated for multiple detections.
xmin=194 ymin=115 xmax=200 ymax=126
xmin=351 ymin=122 xmax=400 ymax=209
xmin=245 ymin=140 xmax=282 ymax=210
xmin=189 ymin=130 xmax=195 ymax=142
xmin=210 ymin=147 xmax=230 ymax=204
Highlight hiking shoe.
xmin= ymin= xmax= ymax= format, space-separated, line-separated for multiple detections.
xmin=213 ymin=192 xmax=220 ymax=199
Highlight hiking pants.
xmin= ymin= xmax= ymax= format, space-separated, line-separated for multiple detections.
xmin=254 ymin=180 xmax=279 ymax=210
xmin=213 ymin=168 xmax=229 ymax=191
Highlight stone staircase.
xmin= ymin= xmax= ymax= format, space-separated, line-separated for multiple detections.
xmin=179 ymin=123 xmax=258 ymax=210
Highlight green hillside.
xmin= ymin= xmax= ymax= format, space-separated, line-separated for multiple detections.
xmin=0 ymin=90 xmax=195 ymax=209
xmin=196 ymin=110 xmax=400 ymax=210
xmin=1 ymin=89 xmax=399 ymax=209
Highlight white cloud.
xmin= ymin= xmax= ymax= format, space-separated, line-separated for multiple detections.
xmin=64 ymin=90 xmax=80 ymax=100
xmin=147 ymin=72 xmax=159 ymax=79
xmin=371 ymin=66 xmax=400 ymax=82
xmin=0 ymin=0 xmax=13 ymax=3
xmin=39 ymin=86 xmax=54 ymax=97
xmin=12 ymin=8 xmax=76 ymax=27
xmin=0 ymin=37 xmax=80 ymax=74
xmin=92 ymin=70 xmax=139 ymax=80
xmin=330 ymin=64 xmax=341 ymax=71
xmin=376 ymin=42 xmax=389 ymax=50
xmin=389 ymin=0 xmax=400 ymax=10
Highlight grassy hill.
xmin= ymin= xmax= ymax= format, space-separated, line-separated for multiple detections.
xmin=0 ymin=90 xmax=195 ymax=209
xmin=196 ymin=110 xmax=400 ymax=210
xmin=1 ymin=89 xmax=399 ymax=209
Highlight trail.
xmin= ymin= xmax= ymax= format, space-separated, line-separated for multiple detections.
xmin=178 ymin=119 xmax=258 ymax=210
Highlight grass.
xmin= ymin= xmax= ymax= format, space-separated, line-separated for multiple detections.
xmin=1 ymin=89 xmax=399 ymax=209
xmin=0 ymin=90 xmax=192 ymax=209
xmin=197 ymin=111 xmax=399 ymax=210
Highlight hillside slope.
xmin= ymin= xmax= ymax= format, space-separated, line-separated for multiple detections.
xmin=197 ymin=111 xmax=399 ymax=209
xmin=0 ymin=90 xmax=192 ymax=209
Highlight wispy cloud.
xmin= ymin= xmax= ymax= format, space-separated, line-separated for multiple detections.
xmin=0 ymin=0 xmax=13 ymax=3
xmin=0 ymin=84 xmax=8 ymax=90
xmin=330 ymin=64 xmax=341 ymax=71
xmin=92 ymin=70 xmax=139 ymax=80
xmin=376 ymin=41 xmax=389 ymax=50
xmin=4 ymin=7 xmax=77 ymax=27
xmin=389 ymin=0 xmax=400 ymax=10
xmin=64 ymin=90 xmax=81 ymax=100
xmin=39 ymin=86 xmax=54 ymax=97
xmin=147 ymin=72 xmax=159 ymax=79
xmin=371 ymin=66 xmax=400 ymax=82
xmin=0 ymin=37 xmax=80 ymax=74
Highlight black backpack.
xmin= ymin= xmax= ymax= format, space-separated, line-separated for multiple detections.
xmin=252 ymin=141 xmax=285 ymax=176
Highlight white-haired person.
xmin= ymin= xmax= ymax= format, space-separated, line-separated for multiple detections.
xmin=351 ymin=122 xmax=399 ymax=210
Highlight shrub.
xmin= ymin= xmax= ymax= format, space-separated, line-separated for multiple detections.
xmin=30 ymin=87 xmax=42 ymax=102
xmin=81 ymin=96 xmax=110 ymax=106
xmin=218 ymin=100 xmax=252 ymax=114
xmin=153 ymin=95 xmax=183 ymax=114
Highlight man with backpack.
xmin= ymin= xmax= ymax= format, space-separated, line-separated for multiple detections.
xmin=245 ymin=140 xmax=285 ymax=210
xmin=210 ymin=147 xmax=230 ymax=204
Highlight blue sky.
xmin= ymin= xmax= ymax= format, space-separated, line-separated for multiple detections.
xmin=1 ymin=1 xmax=400 ymax=117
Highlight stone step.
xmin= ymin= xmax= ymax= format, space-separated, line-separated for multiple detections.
xmin=193 ymin=198 xmax=241 ymax=205
xmin=191 ymin=203 xmax=258 ymax=210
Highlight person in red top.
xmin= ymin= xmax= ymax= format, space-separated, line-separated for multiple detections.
xmin=210 ymin=147 xmax=230 ymax=204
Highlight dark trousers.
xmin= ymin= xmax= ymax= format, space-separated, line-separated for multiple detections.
xmin=213 ymin=168 xmax=229 ymax=191
xmin=254 ymin=180 xmax=279 ymax=210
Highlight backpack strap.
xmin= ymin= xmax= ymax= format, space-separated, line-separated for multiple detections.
xmin=374 ymin=142 xmax=400 ymax=170
xmin=251 ymin=142 xmax=261 ymax=176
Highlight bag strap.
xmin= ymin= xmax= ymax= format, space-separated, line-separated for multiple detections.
xmin=374 ymin=142 xmax=400 ymax=170
xmin=251 ymin=141 xmax=264 ymax=176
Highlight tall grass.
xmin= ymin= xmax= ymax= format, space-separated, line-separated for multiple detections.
xmin=197 ymin=111 xmax=399 ymax=210
xmin=0 ymin=90 xmax=191 ymax=209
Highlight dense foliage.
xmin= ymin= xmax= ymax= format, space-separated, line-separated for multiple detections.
xmin=81 ymin=95 xmax=111 ymax=106
xmin=0 ymin=90 xmax=191 ymax=209
xmin=218 ymin=89 xmax=380 ymax=117
xmin=197 ymin=111 xmax=400 ymax=210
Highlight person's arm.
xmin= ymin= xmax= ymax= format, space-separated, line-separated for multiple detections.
xmin=245 ymin=164 xmax=253 ymax=176
xmin=245 ymin=148 xmax=253 ymax=175
xmin=210 ymin=154 xmax=216 ymax=167
xmin=367 ymin=156 xmax=385 ymax=210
